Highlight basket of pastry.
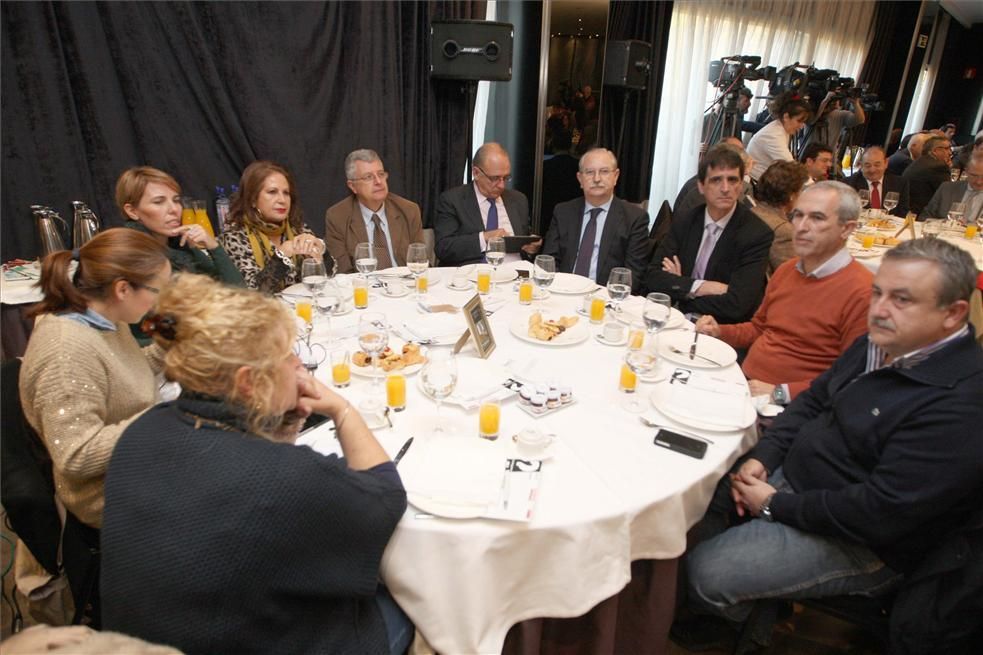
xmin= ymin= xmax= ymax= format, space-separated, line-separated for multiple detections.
xmin=352 ymin=343 xmax=427 ymax=375
xmin=528 ymin=312 xmax=579 ymax=341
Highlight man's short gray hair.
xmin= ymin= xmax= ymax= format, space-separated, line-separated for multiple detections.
xmin=578 ymin=147 xmax=618 ymax=171
xmin=802 ymin=180 xmax=860 ymax=225
xmin=883 ymin=238 xmax=976 ymax=308
xmin=345 ymin=149 xmax=382 ymax=180
xmin=908 ymin=132 xmax=929 ymax=156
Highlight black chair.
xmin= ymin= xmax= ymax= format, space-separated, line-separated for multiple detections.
xmin=0 ymin=359 xmax=102 ymax=627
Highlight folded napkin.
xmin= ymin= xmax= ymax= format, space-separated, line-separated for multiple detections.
xmin=447 ymin=377 xmax=511 ymax=410
xmin=403 ymin=439 xmax=503 ymax=505
xmin=668 ymin=372 xmax=749 ymax=427
xmin=402 ymin=315 xmax=465 ymax=342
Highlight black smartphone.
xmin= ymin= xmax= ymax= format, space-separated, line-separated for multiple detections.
xmin=653 ymin=429 xmax=708 ymax=459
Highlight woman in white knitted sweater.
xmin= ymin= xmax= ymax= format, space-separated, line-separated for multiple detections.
xmin=19 ymin=228 xmax=172 ymax=528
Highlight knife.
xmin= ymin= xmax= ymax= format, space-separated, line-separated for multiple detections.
xmin=393 ymin=437 xmax=414 ymax=465
xmin=689 ymin=331 xmax=698 ymax=360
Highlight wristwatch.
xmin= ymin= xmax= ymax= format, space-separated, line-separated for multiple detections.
xmin=771 ymin=385 xmax=788 ymax=405
xmin=760 ymin=493 xmax=776 ymax=522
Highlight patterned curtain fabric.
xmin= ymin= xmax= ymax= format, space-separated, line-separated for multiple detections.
xmin=1 ymin=1 xmax=485 ymax=260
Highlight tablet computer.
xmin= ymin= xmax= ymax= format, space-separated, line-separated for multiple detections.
xmin=504 ymin=235 xmax=540 ymax=253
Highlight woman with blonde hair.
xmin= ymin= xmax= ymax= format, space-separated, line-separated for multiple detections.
xmin=219 ymin=160 xmax=334 ymax=293
xmin=101 ymin=274 xmax=411 ymax=654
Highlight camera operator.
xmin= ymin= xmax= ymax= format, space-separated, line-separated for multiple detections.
xmin=802 ymin=89 xmax=866 ymax=175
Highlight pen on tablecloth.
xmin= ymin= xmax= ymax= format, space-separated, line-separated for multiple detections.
xmin=393 ymin=437 xmax=414 ymax=466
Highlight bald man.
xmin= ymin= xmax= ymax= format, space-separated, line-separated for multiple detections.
xmin=846 ymin=146 xmax=910 ymax=217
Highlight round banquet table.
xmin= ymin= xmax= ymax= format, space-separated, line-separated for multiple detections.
xmin=849 ymin=218 xmax=982 ymax=273
xmin=294 ymin=262 xmax=758 ymax=655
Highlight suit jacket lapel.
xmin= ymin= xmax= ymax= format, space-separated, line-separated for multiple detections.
xmin=597 ymin=199 xmax=620 ymax=276
xmin=568 ymin=199 xmax=588 ymax=272
xmin=385 ymin=197 xmax=408 ymax=266
xmin=502 ymin=191 xmax=527 ymax=235
xmin=464 ymin=186 xmax=485 ymax=233
xmin=682 ymin=208 xmax=705 ymax=273
xmin=347 ymin=198 xmax=370 ymax=248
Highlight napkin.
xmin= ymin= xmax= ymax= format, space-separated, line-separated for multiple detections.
xmin=668 ymin=372 xmax=749 ymax=427
xmin=403 ymin=439 xmax=503 ymax=505
xmin=447 ymin=377 xmax=511 ymax=410
xmin=401 ymin=315 xmax=464 ymax=342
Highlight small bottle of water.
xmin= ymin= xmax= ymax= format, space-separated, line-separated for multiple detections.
xmin=214 ymin=186 xmax=229 ymax=234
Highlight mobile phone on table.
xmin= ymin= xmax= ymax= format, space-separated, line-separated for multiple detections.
xmin=653 ymin=429 xmax=707 ymax=459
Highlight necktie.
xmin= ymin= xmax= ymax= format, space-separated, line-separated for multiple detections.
xmin=371 ymin=214 xmax=393 ymax=269
xmin=692 ymin=224 xmax=719 ymax=281
xmin=574 ymin=208 xmax=602 ymax=278
xmin=870 ymin=181 xmax=881 ymax=209
xmin=486 ymin=198 xmax=498 ymax=231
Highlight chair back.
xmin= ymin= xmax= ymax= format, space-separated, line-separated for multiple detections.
xmin=423 ymin=228 xmax=437 ymax=266
xmin=649 ymin=200 xmax=673 ymax=257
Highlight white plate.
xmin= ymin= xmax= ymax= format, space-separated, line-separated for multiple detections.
xmin=447 ymin=279 xmax=475 ymax=291
xmin=350 ymin=340 xmax=428 ymax=378
xmin=407 ymin=493 xmax=487 ymax=519
xmin=467 ymin=267 xmax=518 ymax=284
xmin=509 ymin=313 xmax=590 ymax=347
xmin=615 ymin=304 xmax=688 ymax=331
xmin=594 ymin=333 xmax=628 ymax=347
xmin=649 ymin=385 xmax=756 ymax=431
xmin=375 ymin=267 xmax=411 ymax=278
xmin=658 ymin=332 xmax=737 ymax=368
xmin=416 ymin=357 xmax=511 ymax=407
xmin=549 ymin=273 xmax=596 ymax=295
xmin=381 ymin=285 xmax=411 ymax=298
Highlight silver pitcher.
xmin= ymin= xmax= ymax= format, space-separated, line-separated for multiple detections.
xmin=31 ymin=205 xmax=68 ymax=257
xmin=71 ymin=201 xmax=100 ymax=248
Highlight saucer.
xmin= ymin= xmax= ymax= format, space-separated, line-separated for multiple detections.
xmin=382 ymin=286 xmax=411 ymax=298
xmin=448 ymin=280 xmax=474 ymax=291
xmin=594 ymin=332 xmax=628 ymax=347
xmin=510 ymin=437 xmax=556 ymax=461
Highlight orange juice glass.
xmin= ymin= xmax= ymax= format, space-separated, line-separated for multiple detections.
xmin=628 ymin=328 xmax=645 ymax=350
xmin=416 ymin=274 xmax=428 ymax=294
xmin=353 ymin=276 xmax=369 ymax=309
xmin=386 ymin=374 xmax=406 ymax=411
xmin=479 ymin=400 xmax=501 ymax=440
xmin=619 ymin=364 xmax=637 ymax=393
xmin=192 ymin=201 xmax=215 ymax=237
xmin=861 ymin=233 xmax=875 ymax=249
xmin=331 ymin=350 xmax=351 ymax=388
xmin=518 ymin=279 xmax=533 ymax=304
xmin=590 ymin=296 xmax=606 ymax=324
xmin=181 ymin=205 xmax=196 ymax=227
xmin=476 ymin=266 xmax=491 ymax=294
xmin=964 ymin=224 xmax=978 ymax=239
xmin=295 ymin=301 xmax=313 ymax=324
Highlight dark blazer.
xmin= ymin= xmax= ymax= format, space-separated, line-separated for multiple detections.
xmin=902 ymin=155 xmax=950 ymax=215
xmin=920 ymin=180 xmax=980 ymax=221
xmin=324 ymin=193 xmax=423 ymax=274
xmin=433 ymin=185 xmax=530 ymax=267
xmin=845 ymin=171 xmax=910 ymax=217
xmin=887 ymin=148 xmax=912 ymax=176
xmin=542 ymin=196 xmax=650 ymax=291
xmin=643 ymin=202 xmax=773 ymax=323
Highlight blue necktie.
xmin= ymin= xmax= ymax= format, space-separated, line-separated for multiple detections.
xmin=574 ymin=208 xmax=602 ymax=278
xmin=486 ymin=198 xmax=498 ymax=231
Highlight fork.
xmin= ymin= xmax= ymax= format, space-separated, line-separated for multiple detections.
xmin=668 ymin=346 xmax=722 ymax=366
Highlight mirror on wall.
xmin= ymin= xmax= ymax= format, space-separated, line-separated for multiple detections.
xmin=534 ymin=0 xmax=610 ymax=236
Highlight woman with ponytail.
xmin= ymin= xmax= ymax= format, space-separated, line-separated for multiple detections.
xmin=19 ymin=228 xmax=171 ymax=528
xmin=218 ymin=160 xmax=335 ymax=293
xmin=746 ymin=91 xmax=814 ymax=180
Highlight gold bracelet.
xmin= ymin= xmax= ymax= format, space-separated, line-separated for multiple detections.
xmin=333 ymin=401 xmax=351 ymax=434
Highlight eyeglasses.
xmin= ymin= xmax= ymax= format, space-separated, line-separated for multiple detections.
xmin=475 ymin=166 xmax=512 ymax=184
xmin=580 ymin=168 xmax=615 ymax=178
xmin=350 ymin=171 xmax=389 ymax=184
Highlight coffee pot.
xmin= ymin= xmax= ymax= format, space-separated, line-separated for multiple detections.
xmin=71 ymin=201 xmax=100 ymax=248
xmin=31 ymin=205 xmax=67 ymax=257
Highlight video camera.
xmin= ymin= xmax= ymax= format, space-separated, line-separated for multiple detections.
xmin=708 ymin=55 xmax=777 ymax=89
xmin=769 ymin=64 xmax=883 ymax=113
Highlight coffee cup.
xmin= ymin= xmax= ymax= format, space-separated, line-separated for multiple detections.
xmin=602 ymin=321 xmax=625 ymax=342
xmin=384 ymin=280 xmax=403 ymax=296
xmin=513 ymin=427 xmax=555 ymax=453
xmin=451 ymin=274 xmax=468 ymax=289
xmin=581 ymin=295 xmax=593 ymax=314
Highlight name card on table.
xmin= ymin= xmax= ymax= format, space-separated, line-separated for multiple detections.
xmin=454 ymin=294 xmax=496 ymax=359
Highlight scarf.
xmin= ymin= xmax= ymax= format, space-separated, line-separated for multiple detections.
xmin=245 ymin=216 xmax=297 ymax=269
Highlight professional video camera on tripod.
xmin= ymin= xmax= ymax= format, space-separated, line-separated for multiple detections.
xmin=702 ymin=55 xmax=776 ymax=151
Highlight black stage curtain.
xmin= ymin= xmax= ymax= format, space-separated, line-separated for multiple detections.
xmin=1 ymin=1 xmax=484 ymax=261
xmin=600 ymin=0 xmax=673 ymax=204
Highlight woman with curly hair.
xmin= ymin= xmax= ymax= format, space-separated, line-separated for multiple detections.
xmin=747 ymin=91 xmax=813 ymax=181
xmin=754 ymin=160 xmax=810 ymax=273
xmin=219 ymin=160 xmax=335 ymax=293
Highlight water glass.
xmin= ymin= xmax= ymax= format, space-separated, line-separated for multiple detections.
xmin=643 ymin=292 xmax=671 ymax=333
xmin=533 ymin=255 xmax=555 ymax=309
xmin=947 ymin=202 xmax=965 ymax=226
xmin=621 ymin=334 xmax=658 ymax=413
xmin=882 ymin=191 xmax=899 ymax=214
xmin=302 ymin=259 xmax=328 ymax=295
xmin=407 ymin=242 xmax=429 ymax=299
xmin=420 ymin=350 xmax=458 ymax=435
xmin=357 ymin=312 xmax=388 ymax=411
xmin=354 ymin=242 xmax=377 ymax=275
xmin=486 ymin=236 xmax=506 ymax=292
xmin=607 ymin=267 xmax=632 ymax=313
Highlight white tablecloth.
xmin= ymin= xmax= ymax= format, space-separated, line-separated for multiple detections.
xmin=296 ymin=263 xmax=756 ymax=654
xmin=850 ymin=221 xmax=982 ymax=272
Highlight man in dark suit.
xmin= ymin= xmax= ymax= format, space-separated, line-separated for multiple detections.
xmin=921 ymin=156 xmax=983 ymax=222
xmin=644 ymin=144 xmax=773 ymax=324
xmin=324 ymin=149 xmax=424 ymax=273
xmin=903 ymin=136 xmax=952 ymax=215
xmin=541 ymin=147 xmax=650 ymax=292
xmin=433 ymin=142 xmax=539 ymax=267
xmin=887 ymin=132 xmax=928 ymax=176
xmin=846 ymin=146 xmax=910 ymax=217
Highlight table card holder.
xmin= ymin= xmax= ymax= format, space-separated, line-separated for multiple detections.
xmin=453 ymin=294 xmax=496 ymax=358
xmin=895 ymin=213 xmax=917 ymax=240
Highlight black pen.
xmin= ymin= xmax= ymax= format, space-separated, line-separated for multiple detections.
xmin=393 ymin=437 xmax=414 ymax=465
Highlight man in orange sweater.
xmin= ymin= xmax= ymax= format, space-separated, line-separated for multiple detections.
xmin=695 ymin=181 xmax=872 ymax=405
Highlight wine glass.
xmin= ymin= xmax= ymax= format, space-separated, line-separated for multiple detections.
xmin=357 ymin=312 xmax=388 ymax=412
xmin=315 ymin=280 xmax=341 ymax=341
xmin=857 ymin=189 xmax=870 ymax=209
xmin=532 ymin=255 xmax=555 ymax=310
xmin=302 ymin=259 xmax=327 ymax=295
xmin=643 ymin=292 xmax=672 ymax=334
xmin=406 ymin=242 xmax=429 ymax=299
xmin=354 ymin=242 xmax=377 ymax=275
xmin=622 ymin=333 xmax=658 ymax=413
xmin=882 ymin=191 xmax=899 ymax=215
xmin=419 ymin=350 xmax=458 ymax=435
xmin=947 ymin=202 xmax=965 ymax=227
xmin=486 ymin=237 xmax=506 ymax=293
xmin=607 ymin=267 xmax=632 ymax=314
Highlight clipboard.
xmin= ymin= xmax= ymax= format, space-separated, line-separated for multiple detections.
xmin=453 ymin=294 xmax=496 ymax=358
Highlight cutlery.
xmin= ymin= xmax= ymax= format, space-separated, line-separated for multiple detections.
xmin=402 ymin=323 xmax=437 ymax=345
xmin=669 ymin=345 xmax=722 ymax=366
xmin=638 ymin=417 xmax=715 ymax=444
xmin=689 ymin=331 xmax=698 ymax=360
xmin=393 ymin=437 xmax=414 ymax=465
xmin=383 ymin=406 xmax=393 ymax=429
xmin=418 ymin=301 xmax=458 ymax=314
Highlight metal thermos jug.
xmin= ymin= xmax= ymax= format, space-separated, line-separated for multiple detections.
xmin=31 ymin=205 xmax=67 ymax=257
xmin=71 ymin=201 xmax=100 ymax=248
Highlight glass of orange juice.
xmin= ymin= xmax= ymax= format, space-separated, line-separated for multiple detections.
xmin=330 ymin=350 xmax=351 ymax=388
xmin=180 ymin=197 xmax=196 ymax=227
xmin=386 ymin=374 xmax=406 ymax=412
xmin=964 ymin=223 xmax=978 ymax=239
xmin=628 ymin=325 xmax=645 ymax=350
xmin=192 ymin=200 xmax=215 ymax=237
xmin=478 ymin=399 xmax=501 ymax=440
xmin=295 ymin=300 xmax=313 ymax=326
xmin=860 ymin=229 xmax=876 ymax=249
xmin=476 ymin=265 xmax=492 ymax=295
xmin=416 ymin=273 xmax=429 ymax=295
xmin=619 ymin=363 xmax=637 ymax=393
xmin=590 ymin=293 xmax=606 ymax=324
xmin=518 ymin=278 xmax=534 ymax=305
xmin=353 ymin=275 xmax=369 ymax=309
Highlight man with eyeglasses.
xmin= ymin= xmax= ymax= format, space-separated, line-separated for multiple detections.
xmin=920 ymin=155 xmax=983 ymax=223
xmin=903 ymin=135 xmax=953 ymax=215
xmin=324 ymin=149 xmax=423 ymax=273
xmin=434 ymin=142 xmax=538 ymax=267
xmin=541 ymin=147 xmax=650 ymax=290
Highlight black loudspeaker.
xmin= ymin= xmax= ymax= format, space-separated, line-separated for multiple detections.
xmin=604 ymin=40 xmax=652 ymax=90
xmin=430 ymin=20 xmax=513 ymax=81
